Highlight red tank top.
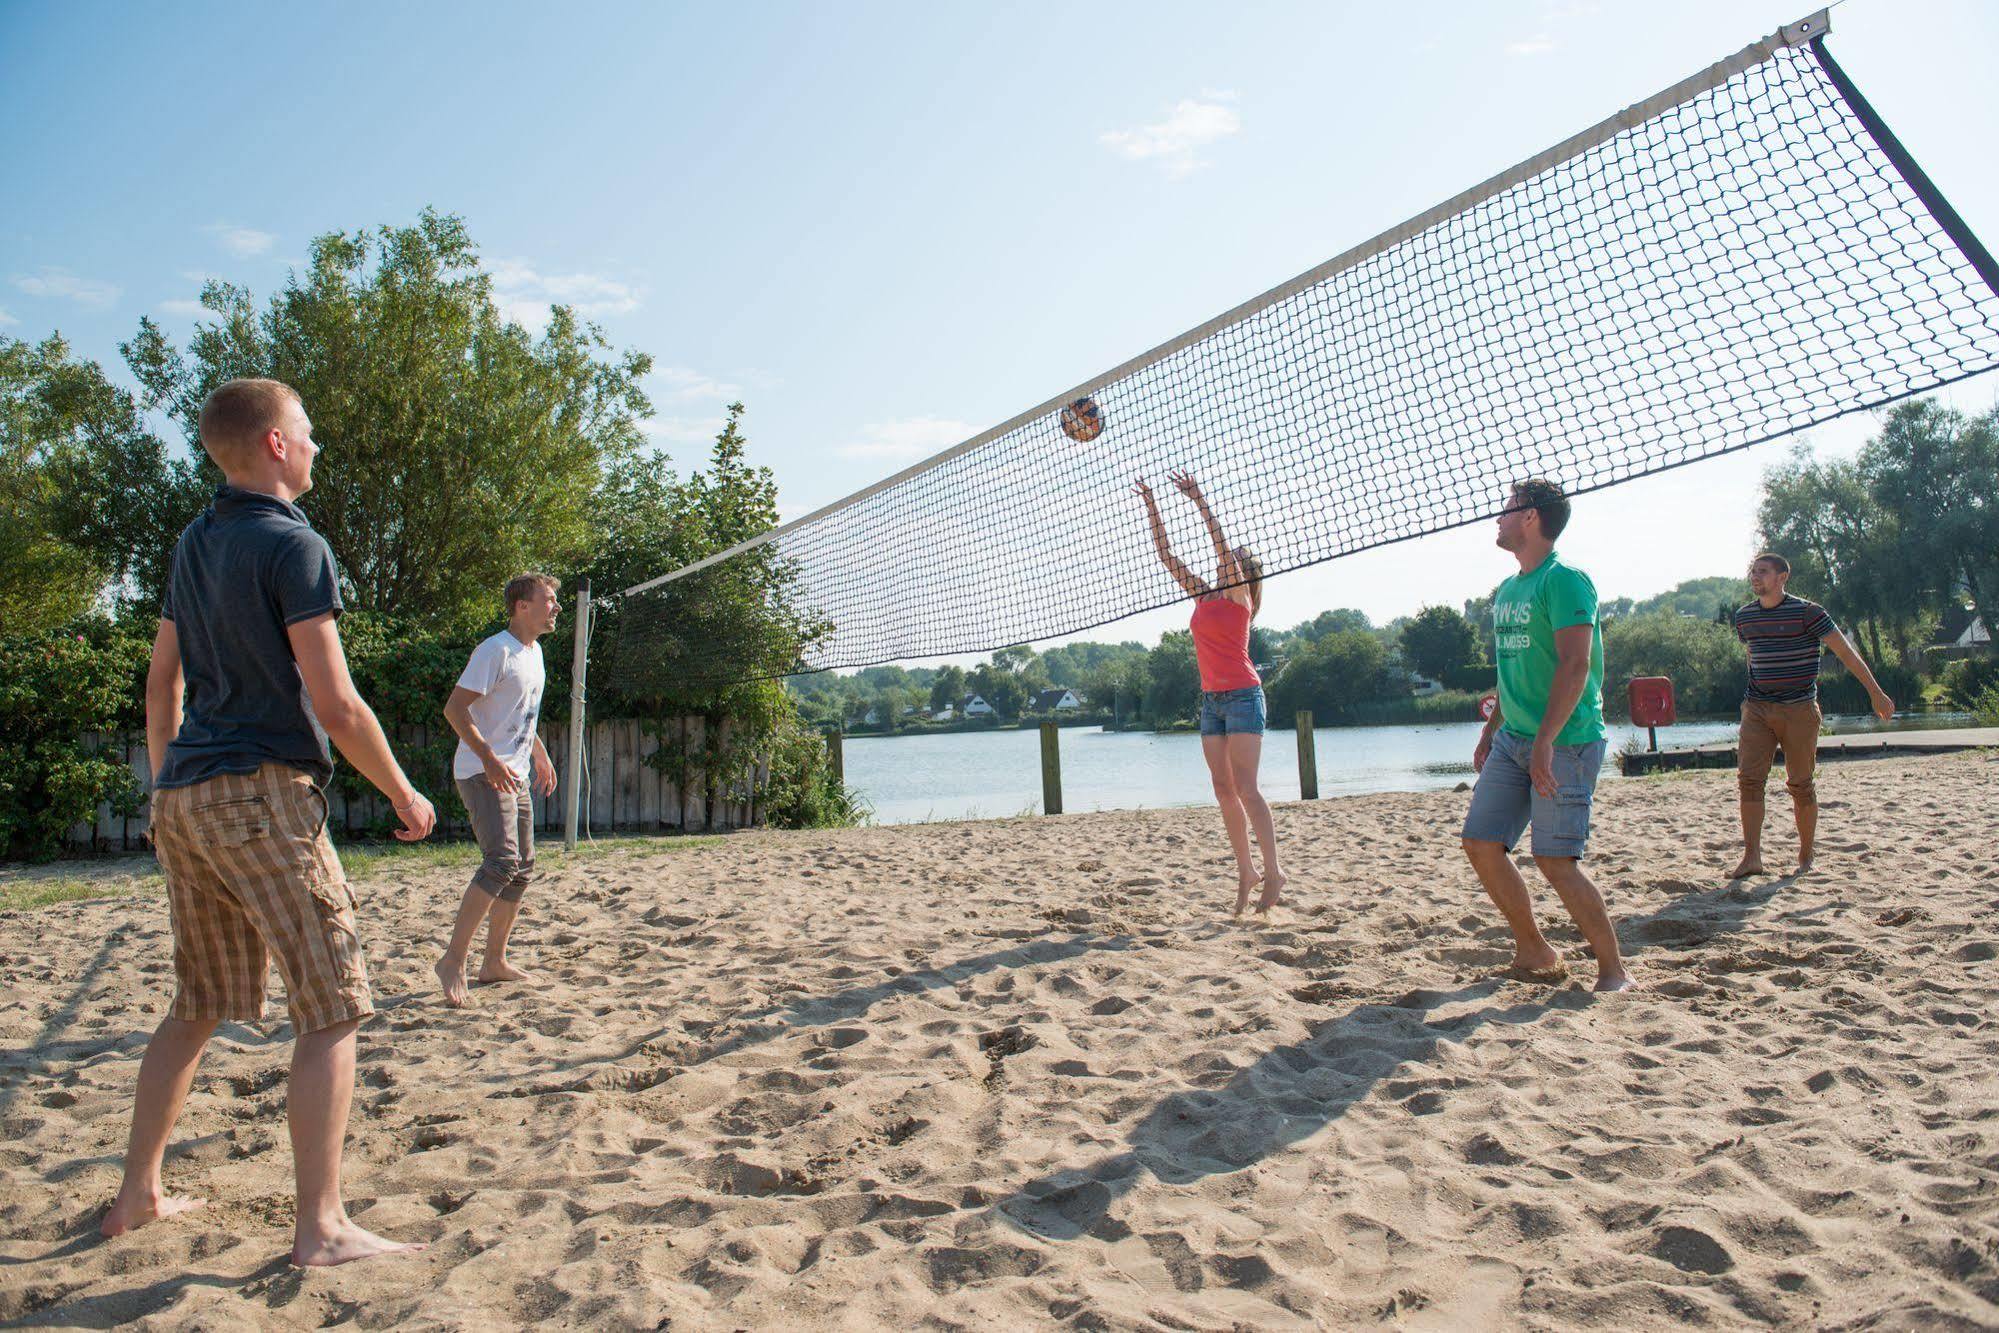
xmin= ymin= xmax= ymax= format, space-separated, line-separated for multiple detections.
xmin=1191 ymin=597 xmax=1260 ymax=692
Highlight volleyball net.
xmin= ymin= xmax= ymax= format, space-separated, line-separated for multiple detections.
xmin=605 ymin=11 xmax=1999 ymax=692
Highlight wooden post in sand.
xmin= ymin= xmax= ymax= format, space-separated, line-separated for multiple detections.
xmin=825 ymin=726 xmax=844 ymax=785
xmin=563 ymin=578 xmax=591 ymax=851
xmin=1040 ymin=721 xmax=1063 ymax=815
xmin=1295 ymin=710 xmax=1318 ymax=800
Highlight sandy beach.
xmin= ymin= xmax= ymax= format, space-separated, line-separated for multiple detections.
xmin=2 ymin=751 xmax=1996 ymax=1329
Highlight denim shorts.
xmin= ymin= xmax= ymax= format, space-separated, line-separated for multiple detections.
xmin=1199 ymin=686 xmax=1266 ymax=737
xmin=1460 ymin=729 xmax=1607 ymax=858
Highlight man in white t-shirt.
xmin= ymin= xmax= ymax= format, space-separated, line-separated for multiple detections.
xmin=435 ymin=573 xmax=561 ymax=1006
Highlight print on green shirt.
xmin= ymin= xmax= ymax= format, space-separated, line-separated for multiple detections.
xmin=1491 ymin=551 xmax=1606 ymax=746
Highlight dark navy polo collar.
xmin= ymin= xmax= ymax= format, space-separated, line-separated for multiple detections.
xmin=213 ymin=483 xmax=309 ymax=525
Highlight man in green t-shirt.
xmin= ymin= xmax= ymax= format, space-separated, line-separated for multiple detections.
xmin=1461 ymin=479 xmax=1632 ymax=992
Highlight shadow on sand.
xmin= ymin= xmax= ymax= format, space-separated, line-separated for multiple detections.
xmin=999 ymin=874 xmax=1794 ymax=1240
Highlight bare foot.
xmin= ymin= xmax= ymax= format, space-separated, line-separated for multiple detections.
xmin=1233 ymin=873 xmax=1257 ymax=919
xmin=433 ymin=956 xmax=470 ymax=1008
xmin=101 ymin=1190 xmax=205 ymax=1237
xmin=1500 ymin=960 xmax=1570 ymax=983
xmin=1593 ymin=971 xmax=1636 ymax=993
xmin=292 ymin=1219 xmax=427 ymax=1268
xmin=1795 ymin=857 xmax=1814 ymax=875
xmin=1728 ymin=858 xmax=1767 ymax=879
xmin=1501 ymin=943 xmax=1567 ymax=981
xmin=1255 ymin=869 xmax=1288 ymax=915
xmin=476 ymin=959 xmax=533 ymax=984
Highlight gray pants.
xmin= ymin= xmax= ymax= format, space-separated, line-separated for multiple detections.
xmin=456 ymin=777 xmax=535 ymax=902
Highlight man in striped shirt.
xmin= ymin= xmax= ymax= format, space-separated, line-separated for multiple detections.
xmin=1730 ymin=552 xmax=1894 ymax=878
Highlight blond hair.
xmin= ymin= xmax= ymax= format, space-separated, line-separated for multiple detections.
xmin=1233 ymin=547 xmax=1264 ymax=620
xmin=197 ymin=378 xmax=301 ymax=469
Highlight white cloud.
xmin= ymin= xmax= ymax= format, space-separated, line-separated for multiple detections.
xmin=1100 ymin=97 xmax=1242 ymax=177
xmin=0 ymin=306 xmax=16 ymax=327
xmin=640 ymin=415 xmax=723 ymax=445
xmin=157 ymin=298 xmax=207 ymax=317
xmin=204 ymin=224 xmax=276 ymax=257
xmin=490 ymin=258 xmax=642 ymax=327
xmin=836 ymin=416 xmax=975 ymax=463
xmin=1505 ymin=0 xmax=1593 ymax=57
xmin=652 ymin=366 xmax=742 ymax=402
xmin=11 ymin=267 xmax=122 ymax=308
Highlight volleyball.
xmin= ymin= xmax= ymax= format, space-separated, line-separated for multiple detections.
xmin=1060 ymin=396 xmax=1104 ymax=443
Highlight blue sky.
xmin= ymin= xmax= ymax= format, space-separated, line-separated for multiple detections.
xmin=5 ymin=0 xmax=1996 ymax=651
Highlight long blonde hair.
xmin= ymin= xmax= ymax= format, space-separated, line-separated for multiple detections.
xmin=1232 ymin=546 xmax=1264 ymax=620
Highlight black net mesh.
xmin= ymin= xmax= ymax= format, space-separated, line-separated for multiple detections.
xmin=610 ymin=36 xmax=1999 ymax=690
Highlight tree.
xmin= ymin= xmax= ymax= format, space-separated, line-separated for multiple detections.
xmin=1462 ymin=594 xmax=1496 ymax=662
xmin=1600 ymin=612 xmax=1746 ymax=716
xmin=1142 ymin=631 xmax=1201 ymax=727
xmin=967 ymin=662 xmax=1026 ymax=720
xmin=1632 ymin=576 xmax=1746 ymax=620
xmin=0 ymin=334 xmax=196 ymax=629
xmin=1399 ymin=605 xmax=1484 ymax=681
xmin=122 ymin=209 xmax=652 ymax=634
xmin=930 ymin=665 xmax=966 ymax=713
xmin=1264 ymin=629 xmax=1403 ymax=723
xmin=1757 ymin=443 xmax=1921 ymax=665
xmin=1863 ymin=400 xmax=1999 ymax=642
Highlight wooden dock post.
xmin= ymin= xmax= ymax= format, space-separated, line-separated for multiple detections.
xmin=1040 ymin=721 xmax=1063 ymax=815
xmin=826 ymin=726 xmax=845 ymax=785
xmin=1295 ymin=710 xmax=1318 ymax=800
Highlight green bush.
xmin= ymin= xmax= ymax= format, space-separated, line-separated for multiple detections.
xmin=1938 ymin=657 xmax=1999 ymax=711
xmin=333 ymin=611 xmax=487 ymax=826
xmin=1601 ymin=612 xmax=1745 ymax=717
xmin=0 ymin=621 xmax=151 ymax=860
xmin=1442 ymin=663 xmax=1497 ymax=693
xmin=1970 ymin=684 xmax=1999 ymax=728
xmin=1817 ymin=660 xmax=1922 ymax=715
xmin=759 ymin=714 xmax=869 ymax=828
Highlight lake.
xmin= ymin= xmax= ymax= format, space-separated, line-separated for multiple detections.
xmin=841 ymin=714 xmax=1960 ymax=825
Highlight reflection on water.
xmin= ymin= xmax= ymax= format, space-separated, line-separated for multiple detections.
xmin=842 ymin=713 xmax=1970 ymax=825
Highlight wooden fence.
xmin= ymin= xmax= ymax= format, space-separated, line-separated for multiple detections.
xmin=68 ymin=718 xmax=768 ymax=852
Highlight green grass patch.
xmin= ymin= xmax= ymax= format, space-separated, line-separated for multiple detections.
xmin=0 ymin=831 xmax=725 ymax=915
xmin=0 ymin=872 xmax=163 ymax=914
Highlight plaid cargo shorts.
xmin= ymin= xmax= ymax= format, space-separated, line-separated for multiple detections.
xmin=151 ymin=763 xmax=373 ymax=1035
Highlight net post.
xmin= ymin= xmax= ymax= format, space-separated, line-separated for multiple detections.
xmin=563 ymin=577 xmax=591 ymax=852
xmin=1040 ymin=722 xmax=1063 ymax=816
xmin=1295 ymin=711 xmax=1319 ymax=800
xmin=825 ymin=725 xmax=845 ymax=785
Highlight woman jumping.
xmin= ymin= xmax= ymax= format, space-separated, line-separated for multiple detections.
xmin=1134 ymin=469 xmax=1286 ymax=916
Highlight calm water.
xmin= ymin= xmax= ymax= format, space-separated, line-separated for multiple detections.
xmin=843 ymin=714 xmax=1959 ymax=825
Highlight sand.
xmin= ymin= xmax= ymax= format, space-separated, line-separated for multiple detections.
xmin=2 ymin=751 xmax=1996 ymax=1329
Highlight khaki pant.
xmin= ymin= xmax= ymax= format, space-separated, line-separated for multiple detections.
xmin=152 ymin=764 xmax=371 ymax=1035
xmin=1738 ymin=699 xmax=1821 ymax=813
xmin=456 ymin=777 xmax=535 ymax=902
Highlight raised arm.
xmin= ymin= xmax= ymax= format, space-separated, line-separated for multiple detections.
xmin=1169 ymin=469 xmax=1233 ymax=574
xmin=1133 ymin=477 xmax=1209 ymax=599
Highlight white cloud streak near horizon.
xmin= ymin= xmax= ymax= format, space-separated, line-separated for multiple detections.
xmin=651 ymin=365 xmax=743 ymax=402
xmin=836 ymin=416 xmax=976 ymax=463
xmin=11 ymin=268 xmax=122 ymax=308
xmin=491 ymin=258 xmax=643 ymax=328
xmin=1100 ymin=95 xmax=1241 ymax=177
xmin=204 ymin=224 xmax=276 ymax=257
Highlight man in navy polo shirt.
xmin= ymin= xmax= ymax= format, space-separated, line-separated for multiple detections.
xmin=1730 ymin=552 xmax=1894 ymax=878
xmin=103 ymin=378 xmax=439 ymax=1267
